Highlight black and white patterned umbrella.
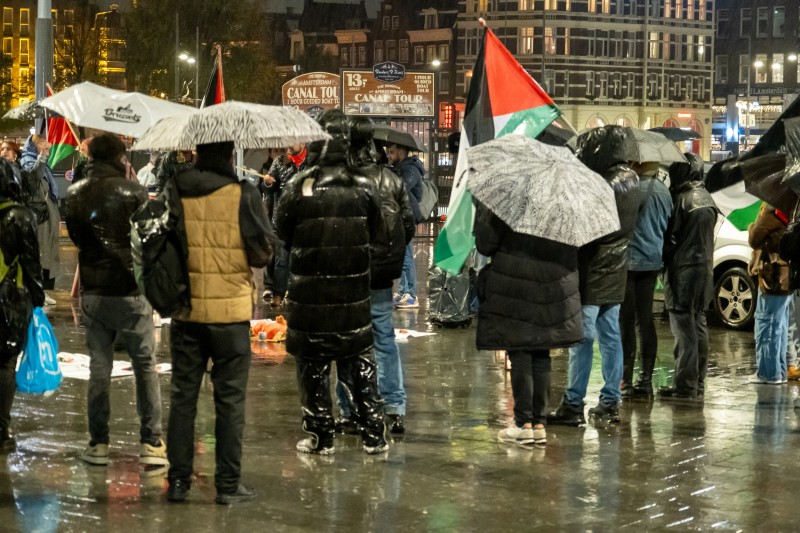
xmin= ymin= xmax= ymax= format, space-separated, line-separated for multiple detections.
xmin=132 ymin=101 xmax=330 ymax=151
xmin=467 ymin=134 xmax=620 ymax=248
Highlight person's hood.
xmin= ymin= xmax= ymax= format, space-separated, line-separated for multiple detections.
xmin=577 ymin=126 xmax=629 ymax=174
xmin=397 ymin=155 xmax=425 ymax=174
xmin=85 ymin=159 xmax=126 ymax=179
xmin=668 ymin=153 xmax=704 ymax=192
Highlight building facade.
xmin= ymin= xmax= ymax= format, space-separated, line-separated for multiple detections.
xmin=456 ymin=0 xmax=716 ymax=157
xmin=713 ymin=0 xmax=799 ymax=158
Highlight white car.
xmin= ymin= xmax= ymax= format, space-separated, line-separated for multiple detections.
xmin=712 ymin=217 xmax=757 ymax=330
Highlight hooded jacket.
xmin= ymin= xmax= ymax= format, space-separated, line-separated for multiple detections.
xmin=276 ymin=129 xmax=382 ymax=361
xmin=576 ymin=126 xmax=643 ymax=305
xmin=392 ymin=155 xmax=425 ymax=223
xmin=748 ymin=203 xmax=790 ymax=295
xmin=663 ymin=154 xmax=719 ymax=312
xmin=173 ymin=149 xmax=273 ymax=323
xmin=474 ymin=202 xmax=582 ymax=351
xmin=19 ymin=136 xmax=59 ymax=202
xmin=65 ymin=159 xmax=148 ymax=296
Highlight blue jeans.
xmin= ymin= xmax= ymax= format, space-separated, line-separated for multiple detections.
xmin=786 ymin=292 xmax=800 ymax=367
xmin=564 ymin=304 xmax=623 ymax=407
xmin=337 ymin=288 xmax=406 ymax=416
xmin=398 ymin=242 xmax=416 ymax=297
xmin=755 ymin=292 xmax=791 ymax=382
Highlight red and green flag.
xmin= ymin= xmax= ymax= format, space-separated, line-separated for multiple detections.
xmin=45 ymin=86 xmax=79 ymax=167
xmin=433 ymin=23 xmax=561 ymax=274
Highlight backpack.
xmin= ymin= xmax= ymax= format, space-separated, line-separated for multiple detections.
xmin=417 ymin=171 xmax=439 ymax=222
xmin=130 ymin=177 xmax=191 ymax=316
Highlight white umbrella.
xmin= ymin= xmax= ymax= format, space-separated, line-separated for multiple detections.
xmin=131 ymin=101 xmax=331 ymax=151
xmin=467 ymin=134 xmax=620 ymax=248
xmin=39 ymin=81 xmax=194 ymax=138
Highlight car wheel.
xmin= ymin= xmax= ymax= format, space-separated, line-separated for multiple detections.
xmin=714 ymin=266 xmax=757 ymax=330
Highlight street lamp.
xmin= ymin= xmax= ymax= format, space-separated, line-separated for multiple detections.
xmin=431 ymin=59 xmax=441 ymax=68
xmin=178 ymin=52 xmax=198 ymax=107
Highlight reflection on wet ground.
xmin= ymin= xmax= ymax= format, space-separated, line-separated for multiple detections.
xmin=0 ymin=237 xmax=796 ymax=530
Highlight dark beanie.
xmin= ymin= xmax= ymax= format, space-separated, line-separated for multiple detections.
xmin=88 ymin=133 xmax=126 ymax=163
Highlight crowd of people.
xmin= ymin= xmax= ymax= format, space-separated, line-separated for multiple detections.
xmin=0 ymin=115 xmax=795 ymax=504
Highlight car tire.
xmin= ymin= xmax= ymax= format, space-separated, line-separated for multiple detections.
xmin=714 ymin=265 xmax=757 ymax=330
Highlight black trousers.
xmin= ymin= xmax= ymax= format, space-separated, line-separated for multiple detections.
xmin=167 ymin=321 xmax=251 ymax=493
xmin=296 ymin=352 xmax=385 ymax=447
xmin=619 ymin=270 xmax=659 ymax=384
xmin=669 ymin=310 xmax=709 ymax=395
xmin=508 ymin=350 xmax=551 ymax=426
xmin=0 ymin=356 xmax=15 ymax=436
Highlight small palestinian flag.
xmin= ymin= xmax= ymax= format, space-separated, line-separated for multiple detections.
xmin=45 ymin=86 xmax=78 ymax=167
xmin=433 ymin=21 xmax=561 ymax=274
xmin=201 ymin=46 xmax=226 ymax=108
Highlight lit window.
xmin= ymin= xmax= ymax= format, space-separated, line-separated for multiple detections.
xmin=519 ymin=27 xmax=534 ymax=55
xmin=20 ymin=8 xmax=29 ymax=34
xmin=2 ymin=8 xmax=11 ymax=35
xmin=19 ymin=38 xmax=29 ymax=64
xmin=772 ymin=53 xmax=784 ymax=83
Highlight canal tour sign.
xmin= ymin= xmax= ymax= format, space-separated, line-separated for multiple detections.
xmin=341 ymin=68 xmax=435 ymax=118
xmin=282 ymin=72 xmax=341 ymax=114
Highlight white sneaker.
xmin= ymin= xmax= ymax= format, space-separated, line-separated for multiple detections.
xmin=392 ymin=292 xmax=403 ymax=304
xmin=497 ymin=426 xmax=534 ymax=445
xmin=44 ymin=293 xmax=56 ymax=306
xmin=80 ymin=442 xmax=109 ymax=465
xmin=139 ymin=439 xmax=169 ymax=465
xmin=395 ymin=293 xmax=419 ymax=309
xmin=532 ymin=425 xmax=546 ymax=445
xmin=749 ymin=374 xmax=784 ymax=385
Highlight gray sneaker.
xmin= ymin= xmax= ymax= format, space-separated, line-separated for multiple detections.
xmin=497 ymin=426 xmax=535 ymax=445
xmin=80 ymin=442 xmax=109 ymax=466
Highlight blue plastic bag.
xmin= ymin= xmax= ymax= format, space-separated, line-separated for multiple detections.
xmin=17 ymin=307 xmax=62 ymax=394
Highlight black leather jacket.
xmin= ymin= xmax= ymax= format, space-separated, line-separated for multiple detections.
xmin=359 ymin=163 xmax=415 ymax=289
xmin=65 ymin=160 xmax=149 ymax=296
xmin=276 ymin=140 xmax=382 ymax=361
xmin=578 ymin=164 xmax=642 ymax=305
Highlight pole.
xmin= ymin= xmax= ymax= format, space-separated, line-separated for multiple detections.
xmin=540 ymin=1 xmax=546 ymax=82
xmin=174 ymin=13 xmax=180 ymax=100
xmin=34 ymin=0 xmax=53 ymax=132
xmin=195 ymin=26 xmax=200 ymax=108
xmin=745 ymin=35 xmax=751 ymax=150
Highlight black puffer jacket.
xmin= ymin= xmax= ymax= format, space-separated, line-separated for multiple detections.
xmin=275 ymin=140 xmax=382 ymax=361
xmin=664 ymin=155 xmax=719 ymax=312
xmin=65 ymin=160 xmax=149 ymax=296
xmin=578 ymin=164 xmax=642 ymax=305
xmin=474 ymin=203 xmax=582 ymax=351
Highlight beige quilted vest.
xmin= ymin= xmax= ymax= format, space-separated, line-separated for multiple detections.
xmin=180 ymin=183 xmax=253 ymax=323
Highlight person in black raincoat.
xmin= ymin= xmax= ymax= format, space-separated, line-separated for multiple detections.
xmin=659 ymin=153 xmax=719 ymax=399
xmin=334 ymin=117 xmax=415 ymax=435
xmin=153 ymin=150 xmax=193 ymax=194
xmin=548 ymin=125 xmax=642 ymax=426
xmin=474 ymin=199 xmax=582 ymax=445
xmin=0 ymin=158 xmax=44 ymax=450
xmin=276 ymin=110 xmax=386 ymax=455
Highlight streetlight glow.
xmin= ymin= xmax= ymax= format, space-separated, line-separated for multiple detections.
xmin=754 ymin=60 xmax=764 ymax=68
xmin=789 ymin=54 xmax=799 ymax=62
xmin=187 ymin=57 xmax=196 ymax=64
xmin=772 ymin=62 xmax=780 ymax=69
xmin=179 ymin=53 xmax=189 ymax=60
xmin=431 ymin=59 xmax=441 ymax=67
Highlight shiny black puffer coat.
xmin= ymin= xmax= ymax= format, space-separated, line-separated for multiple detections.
xmin=663 ymin=157 xmax=719 ymax=312
xmin=65 ymin=160 xmax=149 ymax=296
xmin=275 ymin=145 xmax=382 ymax=361
xmin=0 ymin=200 xmax=45 ymax=360
xmin=474 ymin=203 xmax=582 ymax=351
xmin=578 ymin=164 xmax=642 ymax=305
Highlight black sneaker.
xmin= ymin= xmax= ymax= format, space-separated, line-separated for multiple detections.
xmin=588 ymin=401 xmax=620 ymax=423
xmin=215 ymin=483 xmax=256 ymax=505
xmin=658 ymin=387 xmax=699 ymax=401
xmin=334 ymin=417 xmax=360 ymax=435
xmin=166 ymin=479 xmax=190 ymax=502
xmin=632 ymin=376 xmax=653 ymax=396
xmin=546 ymin=401 xmax=586 ymax=426
xmin=386 ymin=414 xmax=405 ymax=434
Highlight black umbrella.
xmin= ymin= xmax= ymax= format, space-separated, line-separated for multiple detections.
xmin=2 ymin=99 xmax=47 ymax=121
xmin=536 ymin=123 xmax=576 ymax=147
xmin=740 ymin=152 xmax=796 ymax=214
xmin=372 ymin=124 xmax=425 ymax=152
xmin=648 ymin=127 xmax=700 ymax=142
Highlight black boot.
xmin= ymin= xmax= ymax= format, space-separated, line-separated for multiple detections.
xmin=546 ymin=399 xmax=586 ymax=426
xmin=632 ymin=374 xmax=653 ymax=396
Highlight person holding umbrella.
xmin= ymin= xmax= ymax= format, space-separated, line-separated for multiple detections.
xmin=464 ymin=134 xmax=621 ymax=443
xmin=659 ymin=153 xmax=719 ymax=400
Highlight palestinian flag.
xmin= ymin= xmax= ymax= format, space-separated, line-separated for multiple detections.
xmin=433 ymin=23 xmax=561 ymax=274
xmin=45 ymin=86 xmax=78 ymax=167
xmin=201 ymin=46 xmax=226 ymax=108
xmin=710 ymin=183 xmax=761 ymax=231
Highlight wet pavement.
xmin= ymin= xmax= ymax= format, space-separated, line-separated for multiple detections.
xmin=0 ymin=232 xmax=794 ymax=531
